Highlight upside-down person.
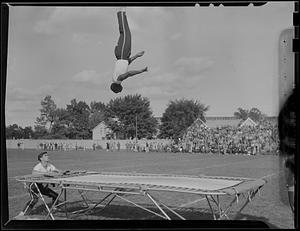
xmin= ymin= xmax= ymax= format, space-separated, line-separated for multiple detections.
xmin=15 ymin=152 xmax=63 ymax=218
xmin=111 ymin=7 xmax=148 ymax=93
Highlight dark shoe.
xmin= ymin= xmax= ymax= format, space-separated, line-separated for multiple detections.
xmin=138 ymin=51 xmax=145 ymax=57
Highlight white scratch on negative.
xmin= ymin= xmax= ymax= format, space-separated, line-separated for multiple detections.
xmin=260 ymin=171 xmax=282 ymax=180
xmin=179 ymin=197 xmax=206 ymax=208
xmin=8 ymin=193 xmax=28 ymax=199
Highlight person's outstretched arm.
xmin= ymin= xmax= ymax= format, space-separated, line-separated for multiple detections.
xmin=117 ymin=67 xmax=148 ymax=82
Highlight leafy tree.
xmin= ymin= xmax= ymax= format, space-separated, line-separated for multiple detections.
xmin=234 ymin=107 xmax=249 ymax=120
xmin=66 ymin=99 xmax=91 ymax=139
xmin=33 ymin=125 xmax=49 ymax=139
xmin=90 ymin=101 xmax=106 ymax=113
xmin=49 ymin=108 xmax=70 ymax=139
xmin=35 ymin=95 xmax=57 ymax=132
xmin=234 ymin=107 xmax=265 ymax=122
xmin=158 ymin=98 xmax=209 ymax=140
xmin=89 ymin=101 xmax=106 ymax=130
xmin=105 ymin=94 xmax=158 ymax=139
xmin=22 ymin=126 xmax=34 ymax=139
xmin=6 ymin=124 xmax=23 ymax=139
xmin=248 ymin=107 xmax=264 ymax=122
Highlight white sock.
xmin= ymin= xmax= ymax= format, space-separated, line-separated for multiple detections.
xmin=117 ymin=7 xmax=126 ymax=12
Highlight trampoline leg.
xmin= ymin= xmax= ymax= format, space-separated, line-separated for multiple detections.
xmin=64 ymin=189 xmax=68 ymax=219
xmin=233 ymin=189 xmax=259 ymax=220
xmin=210 ymin=195 xmax=226 ymax=220
xmin=33 ymin=183 xmax=55 ymax=220
xmin=78 ymin=189 xmax=90 ymax=207
xmin=146 ymin=192 xmax=171 ymax=220
xmin=115 ymin=194 xmax=167 ymax=219
xmin=72 ymin=192 xmax=116 ymax=215
xmin=146 ymin=194 xmax=186 ymax=220
xmin=92 ymin=192 xmax=115 ymax=209
xmin=89 ymin=193 xmax=117 ymax=213
xmin=217 ymin=196 xmax=222 ymax=218
xmin=218 ymin=195 xmax=238 ymax=220
xmin=205 ymin=195 xmax=217 ymax=220
xmin=210 ymin=194 xmax=239 ymax=220
xmin=45 ymin=187 xmax=64 ymax=220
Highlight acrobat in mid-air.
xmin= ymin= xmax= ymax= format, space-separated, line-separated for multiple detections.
xmin=111 ymin=7 xmax=148 ymax=93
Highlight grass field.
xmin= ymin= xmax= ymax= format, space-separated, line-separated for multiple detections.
xmin=5 ymin=149 xmax=294 ymax=228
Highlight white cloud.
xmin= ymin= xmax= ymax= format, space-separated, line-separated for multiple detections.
xmin=170 ymin=33 xmax=182 ymax=40
xmin=33 ymin=7 xmax=113 ymax=35
xmin=6 ymin=83 xmax=58 ymax=104
xmin=135 ymin=86 xmax=176 ymax=98
xmin=174 ymin=56 xmax=214 ymax=75
xmin=127 ymin=7 xmax=173 ymax=32
xmin=125 ymin=69 xmax=208 ymax=101
xmin=72 ymin=33 xmax=92 ymax=44
xmin=71 ymin=32 xmax=104 ymax=46
xmin=71 ymin=70 xmax=109 ymax=86
xmin=5 ymin=86 xmax=42 ymax=127
xmin=72 ymin=70 xmax=98 ymax=82
xmin=34 ymin=20 xmax=58 ymax=34
xmin=6 ymin=87 xmax=37 ymax=103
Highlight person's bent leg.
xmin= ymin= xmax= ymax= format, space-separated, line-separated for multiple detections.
xmin=22 ymin=183 xmax=39 ymax=215
xmin=39 ymin=184 xmax=58 ymax=200
xmin=42 ymin=186 xmax=59 ymax=206
xmin=128 ymin=51 xmax=145 ymax=65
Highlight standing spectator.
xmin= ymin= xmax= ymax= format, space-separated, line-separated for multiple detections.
xmin=117 ymin=141 xmax=121 ymax=151
xmin=106 ymin=142 xmax=110 ymax=151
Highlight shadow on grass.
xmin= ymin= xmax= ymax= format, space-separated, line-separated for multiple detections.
xmin=28 ymin=200 xmax=280 ymax=228
xmin=234 ymin=214 xmax=281 ymax=229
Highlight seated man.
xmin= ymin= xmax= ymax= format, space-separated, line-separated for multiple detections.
xmin=15 ymin=151 xmax=63 ymax=218
xmin=111 ymin=7 xmax=148 ymax=93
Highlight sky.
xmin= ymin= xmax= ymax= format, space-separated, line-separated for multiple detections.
xmin=5 ymin=3 xmax=294 ymax=128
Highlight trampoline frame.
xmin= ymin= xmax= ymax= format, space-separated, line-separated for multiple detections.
xmin=15 ymin=171 xmax=267 ymax=220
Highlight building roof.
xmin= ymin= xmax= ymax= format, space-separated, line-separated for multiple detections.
xmin=92 ymin=121 xmax=106 ymax=131
xmin=239 ymin=117 xmax=257 ymax=127
xmin=205 ymin=116 xmax=241 ymax=128
xmin=189 ymin=117 xmax=208 ymax=129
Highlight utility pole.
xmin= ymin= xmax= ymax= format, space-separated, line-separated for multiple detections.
xmin=135 ymin=114 xmax=138 ymax=143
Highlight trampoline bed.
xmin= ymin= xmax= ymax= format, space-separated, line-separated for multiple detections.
xmin=16 ymin=171 xmax=267 ymax=220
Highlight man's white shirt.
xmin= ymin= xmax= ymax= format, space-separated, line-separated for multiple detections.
xmin=113 ymin=59 xmax=128 ymax=83
xmin=32 ymin=162 xmax=57 ymax=173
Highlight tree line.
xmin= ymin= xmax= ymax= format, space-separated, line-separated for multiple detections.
xmin=6 ymin=94 xmax=266 ymax=140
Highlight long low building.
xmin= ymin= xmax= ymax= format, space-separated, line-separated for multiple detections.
xmin=188 ymin=116 xmax=278 ymax=129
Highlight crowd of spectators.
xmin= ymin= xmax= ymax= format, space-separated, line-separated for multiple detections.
xmin=33 ymin=120 xmax=279 ymax=156
xmin=177 ymin=121 xmax=279 ymax=155
xmin=124 ymin=140 xmax=172 ymax=152
xmin=38 ymin=142 xmax=91 ymax=151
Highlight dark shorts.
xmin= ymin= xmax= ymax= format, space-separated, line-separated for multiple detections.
xmin=114 ymin=11 xmax=131 ymax=60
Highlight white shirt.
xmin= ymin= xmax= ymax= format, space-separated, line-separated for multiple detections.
xmin=32 ymin=162 xmax=57 ymax=173
xmin=113 ymin=59 xmax=129 ymax=83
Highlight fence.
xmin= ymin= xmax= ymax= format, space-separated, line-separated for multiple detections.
xmin=5 ymin=139 xmax=172 ymax=151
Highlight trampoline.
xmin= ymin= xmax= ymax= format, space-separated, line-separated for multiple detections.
xmin=16 ymin=171 xmax=267 ymax=220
